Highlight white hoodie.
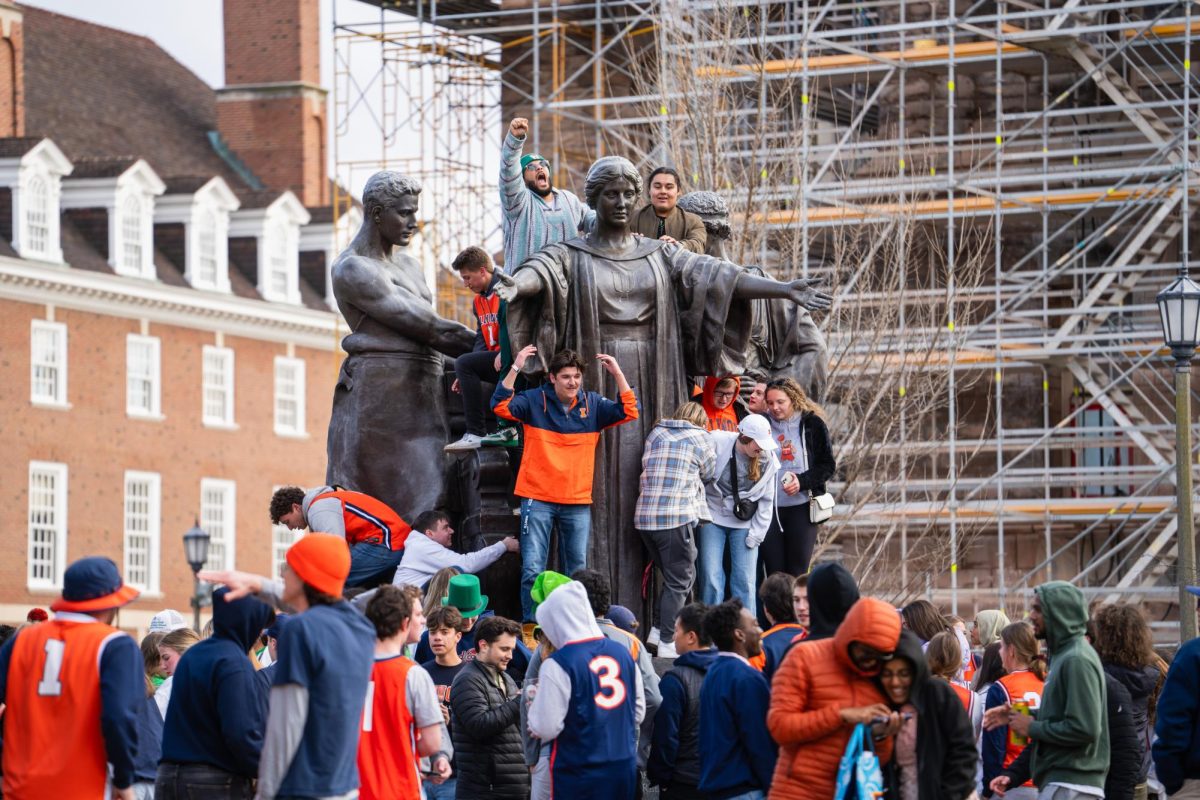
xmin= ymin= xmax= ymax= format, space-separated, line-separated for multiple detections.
xmin=528 ymin=581 xmax=645 ymax=741
xmin=704 ymin=430 xmax=781 ymax=546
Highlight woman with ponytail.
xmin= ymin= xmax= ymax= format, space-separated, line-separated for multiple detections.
xmin=980 ymin=623 xmax=1044 ymax=799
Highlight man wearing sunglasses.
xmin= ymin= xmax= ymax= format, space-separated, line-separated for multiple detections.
xmin=500 ymin=117 xmax=594 ymax=272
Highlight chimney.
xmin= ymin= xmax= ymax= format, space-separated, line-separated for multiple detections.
xmin=216 ymin=0 xmax=327 ymax=207
xmin=0 ymin=2 xmax=23 ymax=138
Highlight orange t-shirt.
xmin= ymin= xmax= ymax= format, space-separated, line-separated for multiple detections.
xmin=2 ymin=618 xmax=128 ymax=799
xmin=359 ymin=655 xmax=424 ymax=800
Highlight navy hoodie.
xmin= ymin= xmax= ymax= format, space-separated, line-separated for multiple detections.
xmin=698 ymin=653 xmax=777 ymax=798
xmin=160 ymin=588 xmax=273 ymax=777
xmin=1154 ymin=636 xmax=1200 ymax=794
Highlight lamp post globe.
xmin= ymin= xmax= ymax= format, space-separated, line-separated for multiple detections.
xmin=1158 ymin=274 xmax=1200 ymax=643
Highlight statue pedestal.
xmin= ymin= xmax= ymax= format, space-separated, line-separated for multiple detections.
xmin=447 ymin=447 xmax=522 ymax=620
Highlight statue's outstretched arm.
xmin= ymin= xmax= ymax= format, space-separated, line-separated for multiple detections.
xmin=336 ymin=257 xmax=474 ymax=356
xmin=734 ymin=272 xmax=833 ymax=313
xmin=494 ymin=267 xmax=544 ymax=303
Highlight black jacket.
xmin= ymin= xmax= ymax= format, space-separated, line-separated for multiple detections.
xmin=796 ymin=413 xmax=836 ymax=495
xmin=1105 ymin=662 xmax=1159 ymax=783
xmin=1000 ymin=672 xmax=1139 ymax=800
xmin=881 ymin=631 xmax=977 ymax=800
xmin=449 ymin=658 xmax=530 ymax=797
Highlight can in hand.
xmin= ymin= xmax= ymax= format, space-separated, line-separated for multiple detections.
xmin=1010 ymin=700 xmax=1031 ymax=746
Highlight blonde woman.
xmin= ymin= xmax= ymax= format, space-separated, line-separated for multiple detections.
xmin=154 ymin=627 xmax=200 ymax=717
xmin=763 ymin=378 xmax=835 ymax=577
xmin=699 ymin=413 xmax=780 ymax=617
xmin=634 ymin=401 xmax=716 ymax=657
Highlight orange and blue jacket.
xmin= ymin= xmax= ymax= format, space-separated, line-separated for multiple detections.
xmin=492 ymin=381 xmax=639 ymax=504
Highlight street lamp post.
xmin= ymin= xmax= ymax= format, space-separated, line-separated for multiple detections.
xmin=1157 ymin=274 xmax=1200 ymax=643
xmin=183 ymin=520 xmax=211 ymax=633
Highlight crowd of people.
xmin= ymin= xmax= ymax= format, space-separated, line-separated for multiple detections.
xmin=1 ymin=548 xmax=1194 ymax=800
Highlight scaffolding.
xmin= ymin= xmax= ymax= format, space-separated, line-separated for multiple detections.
xmin=336 ymin=0 xmax=1200 ymax=629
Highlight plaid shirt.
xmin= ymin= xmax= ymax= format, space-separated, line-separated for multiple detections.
xmin=634 ymin=420 xmax=717 ymax=531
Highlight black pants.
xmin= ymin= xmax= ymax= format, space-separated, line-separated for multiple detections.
xmin=455 ymin=349 xmax=501 ymax=435
xmin=638 ymin=523 xmax=697 ymax=641
xmin=156 ymin=762 xmax=253 ymax=800
xmin=761 ymin=503 xmax=818 ymax=577
xmin=660 ymin=782 xmax=709 ymax=799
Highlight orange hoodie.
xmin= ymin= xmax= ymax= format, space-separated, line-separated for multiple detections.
xmin=701 ymin=376 xmax=740 ymax=432
xmin=766 ymin=598 xmax=902 ymax=800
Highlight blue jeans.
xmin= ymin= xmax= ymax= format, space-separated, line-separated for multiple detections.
xmin=424 ymin=777 xmax=457 ymax=799
xmin=520 ymin=498 xmax=591 ymax=620
xmin=697 ymin=522 xmax=758 ymax=618
xmin=346 ymin=541 xmax=405 ymax=588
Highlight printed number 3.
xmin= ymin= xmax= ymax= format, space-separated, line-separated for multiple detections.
xmin=38 ymin=639 xmax=65 ymax=696
xmin=589 ymin=655 xmax=625 ymax=710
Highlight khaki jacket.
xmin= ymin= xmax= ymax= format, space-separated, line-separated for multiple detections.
xmin=632 ymin=204 xmax=707 ymax=253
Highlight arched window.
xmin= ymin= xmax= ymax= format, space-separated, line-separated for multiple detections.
xmin=121 ymin=194 xmax=143 ymax=274
xmin=26 ymin=175 xmax=49 ymax=256
xmin=195 ymin=208 xmax=219 ymax=288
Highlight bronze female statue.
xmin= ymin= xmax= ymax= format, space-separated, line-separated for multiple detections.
xmin=498 ymin=156 xmax=832 ymax=611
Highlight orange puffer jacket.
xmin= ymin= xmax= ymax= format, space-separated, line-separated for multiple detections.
xmin=766 ymin=597 xmax=902 ymax=800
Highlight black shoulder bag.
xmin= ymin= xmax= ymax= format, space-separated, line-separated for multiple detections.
xmin=730 ymin=452 xmax=758 ymax=521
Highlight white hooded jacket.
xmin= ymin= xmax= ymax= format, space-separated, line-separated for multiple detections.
xmin=704 ymin=430 xmax=781 ymax=546
xmin=528 ymin=581 xmax=646 ymax=741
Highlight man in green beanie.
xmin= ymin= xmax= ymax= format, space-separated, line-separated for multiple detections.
xmin=985 ymin=581 xmax=1109 ymax=800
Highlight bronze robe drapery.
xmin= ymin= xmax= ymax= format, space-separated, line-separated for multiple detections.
xmin=505 ymin=236 xmax=754 ymax=613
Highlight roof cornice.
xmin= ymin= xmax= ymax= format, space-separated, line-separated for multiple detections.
xmin=0 ymin=256 xmax=342 ymax=351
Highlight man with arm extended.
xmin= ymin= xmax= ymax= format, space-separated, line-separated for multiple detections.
xmin=393 ymin=509 xmax=518 ymax=589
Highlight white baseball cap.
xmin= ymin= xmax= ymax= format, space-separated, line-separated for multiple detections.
xmin=738 ymin=414 xmax=778 ymax=451
xmin=148 ymin=609 xmax=187 ymax=632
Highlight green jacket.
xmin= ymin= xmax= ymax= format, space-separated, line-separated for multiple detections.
xmin=1029 ymin=581 xmax=1110 ymax=789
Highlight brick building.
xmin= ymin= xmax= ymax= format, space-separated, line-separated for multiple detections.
xmin=0 ymin=0 xmax=358 ymax=628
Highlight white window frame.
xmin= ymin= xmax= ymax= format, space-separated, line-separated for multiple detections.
xmin=126 ymin=334 xmax=162 ymax=419
xmin=201 ymin=345 xmax=235 ymax=427
xmin=24 ymin=173 xmax=51 ymax=259
xmin=195 ymin=207 xmax=221 ymax=289
xmin=123 ymin=470 xmax=161 ymax=594
xmin=200 ymin=478 xmax=236 ymax=572
xmin=119 ymin=193 xmax=144 ymax=274
xmin=29 ymin=319 xmax=68 ymax=407
xmin=274 ymin=356 xmax=306 ymax=436
xmin=28 ymin=461 xmax=68 ymax=590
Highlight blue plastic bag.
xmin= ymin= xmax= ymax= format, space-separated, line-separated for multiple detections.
xmin=834 ymin=723 xmax=885 ymax=800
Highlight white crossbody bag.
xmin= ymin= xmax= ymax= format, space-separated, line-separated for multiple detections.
xmin=800 ymin=423 xmax=835 ymax=524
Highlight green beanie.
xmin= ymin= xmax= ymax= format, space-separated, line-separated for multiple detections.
xmin=521 ymin=153 xmax=548 ymax=171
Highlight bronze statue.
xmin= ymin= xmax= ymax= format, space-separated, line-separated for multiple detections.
xmin=326 ymin=172 xmax=475 ymax=520
xmin=679 ymin=190 xmax=830 ymax=401
xmin=497 ymin=156 xmax=832 ymax=612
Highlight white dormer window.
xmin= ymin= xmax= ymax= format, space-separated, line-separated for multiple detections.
xmin=60 ymin=158 xmax=163 ymax=278
xmin=26 ymin=176 xmax=49 ymax=256
xmin=154 ymin=176 xmax=239 ymax=293
xmin=230 ymin=191 xmax=310 ymax=305
xmin=0 ymin=139 xmax=73 ymax=263
xmin=120 ymin=194 xmax=144 ymax=273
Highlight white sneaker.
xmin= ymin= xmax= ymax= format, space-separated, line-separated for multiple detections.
xmin=647 ymin=627 xmax=661 ymax=647
xmin=444 ymin=433 xmax=483 ymax=452
xmin=656 ymin=641 xmax=678 ymax=659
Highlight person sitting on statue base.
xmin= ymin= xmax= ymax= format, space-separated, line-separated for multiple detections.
xmin=447 ymin=246 xmax=519 ymax=452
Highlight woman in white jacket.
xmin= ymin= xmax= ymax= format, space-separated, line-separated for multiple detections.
xmin=698 ymin=414 xmax=780 ymax=618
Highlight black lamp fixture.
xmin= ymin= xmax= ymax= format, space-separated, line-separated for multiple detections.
xmin=183 ymin=518 xmax=211 ymax=574
xmin=1157 ymin=274 xmax=1200 ymax=361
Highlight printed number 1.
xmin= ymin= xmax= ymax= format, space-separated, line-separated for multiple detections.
xmin=37 ymin=639 xmax=65 ymax=696
xmin=589 ymin=655 xmax=626 ymax=710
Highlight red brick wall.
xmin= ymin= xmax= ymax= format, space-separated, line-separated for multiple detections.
xmin=0 ymin=10 xmax=23 ymax=138
xmin=222 ymin=0 xmax=319 ymax=87
xmin=0 ymin=298 xmax=339 ymax=621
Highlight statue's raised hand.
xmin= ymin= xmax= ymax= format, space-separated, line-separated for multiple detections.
xmin=786 ymin=278 xmax=832 ymax=312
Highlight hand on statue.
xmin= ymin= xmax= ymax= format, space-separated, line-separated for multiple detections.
xmin=659 ymin=235 xmax=679 ymax=245
xmin=451 ymin=378 xmax=461 ymax=394
xmin=786 ymin=278 xmax=833 ymax=312
xmin=514 ymin=344 xmax=538 ymax=371
xmin=503 ymin=536 xmax=520 ymax=553
xmin=595 ymin=353 xmax=623 ymax=378
xmin=510 ymin=117 xmax=530 ymax=139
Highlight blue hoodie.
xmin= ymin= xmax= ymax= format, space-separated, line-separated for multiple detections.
xmin=1154 ymin=636 xmax=1200 ymax=794
xmin=160 ymin=588 xmax=273 ymax=777
xmin=698 ymin=652 xmax=777 ymax=798
xmin=648 ymin=647 xmax=719 ymax=788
